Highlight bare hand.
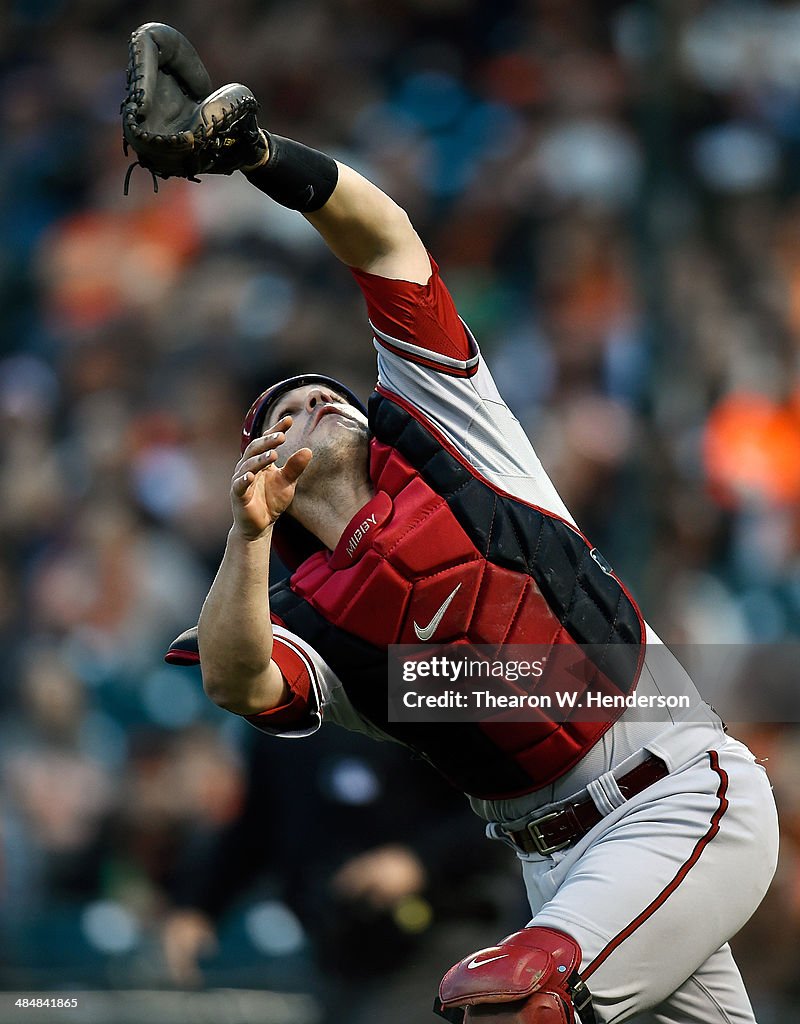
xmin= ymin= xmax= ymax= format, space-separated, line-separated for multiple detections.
xmin=230 ymin=415 xmax=312 ymax=539
xmin=331 ymin=844 xmax=427 ymax=910
xmin=161 ymin=909 xmax=218 ymax=988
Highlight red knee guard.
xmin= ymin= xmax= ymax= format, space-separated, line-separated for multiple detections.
xmin=435 ymin=927 xmax=595 ymax=1024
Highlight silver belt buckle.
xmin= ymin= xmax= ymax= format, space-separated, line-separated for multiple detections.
xmin=525 ymin=810 xmax=573 ymax=856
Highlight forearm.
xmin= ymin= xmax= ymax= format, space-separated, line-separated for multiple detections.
xmin=305 ymin=164 xmax=429 ymax=280
xmin=197 ymin=526 xmax=288 ymax=715
xmin=245 ymin=134 xmax=430 ymax=283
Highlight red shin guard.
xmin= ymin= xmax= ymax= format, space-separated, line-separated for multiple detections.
xmin=435 ymin=927 xmax=595 ymax=1024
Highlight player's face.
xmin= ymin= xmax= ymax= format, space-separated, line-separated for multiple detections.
xmin=266 ymin=384 xmax=368 ymax=449
xmin=263 ymin=384 xmax=369 ymax=497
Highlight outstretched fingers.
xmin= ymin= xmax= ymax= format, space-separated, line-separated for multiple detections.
xmin=234 ymin=447 xmax=278 ymax=487
xmin=230 ymin=416 xmax=290 ymax=496
xmin=232 ymin=468 xmax=259 ymax=497
xmin=280 ymin=448 xmax=313 ymax=484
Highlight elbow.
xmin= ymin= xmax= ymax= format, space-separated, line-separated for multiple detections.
xmin=201 ymin=670 xmax=237 ymax=711
xmin=201 ymin=667 xmax=252 ymax=713
xmin=200 ymin=663 xmax=283 ymax=716
xmin=196 ymin=627 xmax=273 ymax=713
xmin=202 ymin=683 xmax=264 ymax=717
xmin=201 ymin=671 xmax=236 ymax=710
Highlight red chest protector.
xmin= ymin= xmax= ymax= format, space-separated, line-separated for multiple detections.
xmin=269 ymin=392 xmax=645 ymax=800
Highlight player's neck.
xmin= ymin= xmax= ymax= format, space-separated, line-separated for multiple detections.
xmin=293 ymin=474 xmax=376 ymax=552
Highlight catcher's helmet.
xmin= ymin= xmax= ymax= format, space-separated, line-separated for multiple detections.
xmin=240 ymin=374 xmax=367 ymax=454
xmin=240 ymin=374 xmax=369 ymax=571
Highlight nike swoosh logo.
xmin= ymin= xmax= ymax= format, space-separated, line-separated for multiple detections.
xmin=413 ymin=583 xmax=462 ymax=642
xmin=466 ymin=953 xmax=509 ymax=970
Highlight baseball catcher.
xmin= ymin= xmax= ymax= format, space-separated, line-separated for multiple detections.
xmin=125 ymin=24 xmax=779 ymax=1024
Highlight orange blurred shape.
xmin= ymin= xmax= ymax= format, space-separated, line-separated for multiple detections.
xmin=39 ymin=191 xmax=201 ymax=331
xmin=703 ymin=392 xmax=800 ymax=506
xmin=481 ymin=53 xmax=544 ymax=107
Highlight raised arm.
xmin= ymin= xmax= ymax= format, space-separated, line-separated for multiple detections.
xmin=197 ymin=414 xmax=310 ymax=714
xmin=244 ymin=134 xmax=431 ymax=282
xmin=197 ymin=125 xmax=432 ymax=713
xmin=123 ymin=23 xmax=428 ymax=281
xmin=199 ymin=140 xmax=431 ymax=714
xmin=125 ymin=24 xmax=429 ymax=716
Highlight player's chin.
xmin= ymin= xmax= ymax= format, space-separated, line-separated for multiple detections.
xmin=317 ymin=418 xmax=370 ymax=451
xmin=306 ymin=426 xmax=368 ymax=470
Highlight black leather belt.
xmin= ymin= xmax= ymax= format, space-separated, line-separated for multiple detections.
xmin=502 ymin=754 xmax=669 ymax=855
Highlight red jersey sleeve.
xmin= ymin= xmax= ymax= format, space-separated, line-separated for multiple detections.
xmin=244 ymin=633 xmax=314 ymax=729
xmin=350 ymin=256 xmax=479 ymax=378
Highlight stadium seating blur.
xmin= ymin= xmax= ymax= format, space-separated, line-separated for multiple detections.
xmin=1 ymin=2 xmax=799 ymax=1021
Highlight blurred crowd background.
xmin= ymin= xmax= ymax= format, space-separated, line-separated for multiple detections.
xmin=1 ymin=0 xmax=800 ymax=1021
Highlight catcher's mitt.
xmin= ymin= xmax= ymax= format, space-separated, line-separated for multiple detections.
xmin=122 ymin=22 xmax=267 ymax=193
